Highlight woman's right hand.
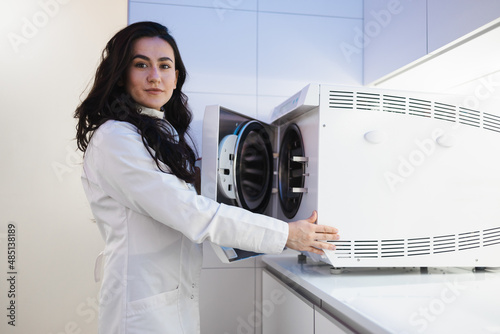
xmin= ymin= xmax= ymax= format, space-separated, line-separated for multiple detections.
xmin=285 ymin=211 xmax=339 ymax=255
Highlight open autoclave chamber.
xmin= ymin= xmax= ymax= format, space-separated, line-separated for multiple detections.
xmin=201 ymin=83 xmax=500 ymax=268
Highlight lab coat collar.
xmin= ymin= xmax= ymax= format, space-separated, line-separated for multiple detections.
xmin=138 ymin=105 xmax=164 ymax=119
xmin=137 ymin=104 xmax=179 ymax=143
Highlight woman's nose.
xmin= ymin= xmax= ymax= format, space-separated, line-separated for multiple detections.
xmin=148 ymin=67 xmax=160 ymax=83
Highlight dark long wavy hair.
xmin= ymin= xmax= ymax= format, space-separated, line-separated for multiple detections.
xmin=75 ymin=21 xmax=198 ymax=186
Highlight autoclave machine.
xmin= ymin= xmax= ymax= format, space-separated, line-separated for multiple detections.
xmin=201 ymin=83 xmax=500 ymax=268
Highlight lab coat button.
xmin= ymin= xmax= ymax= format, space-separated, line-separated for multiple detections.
xmin=190 ymin=295 xmax=194 ymax=299
xmin=192 ymin=283 xmax=195 ymax=288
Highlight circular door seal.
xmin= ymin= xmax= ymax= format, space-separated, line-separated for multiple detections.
xmin=233 ymin=121 xmax=273 ymax=213
xmin=278 ymin=123 xmax=305 ymax=219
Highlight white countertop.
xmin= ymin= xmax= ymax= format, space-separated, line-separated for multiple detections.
xmin=262 ymin=254 xmax=500 ymax=334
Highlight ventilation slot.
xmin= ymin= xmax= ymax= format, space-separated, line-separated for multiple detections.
xmin=381 ymin=239 xmax=404 ymax=258
xmin=325 ymin=89 xmax=500 ymax=134
xmin=329 ymin=91 xmax=354 ymax=109
xmin=458 ymin=231 xmax=480 ymax=250
xmin=382 ymin=95 xmax=406 ymax=114
xmin=329 ymin=240 xmax=352 ymax=258
xmin=483 ymin=112 xmax=500 ymax=133
xmin=328 ymin=226 xmax=500 ymax=262
xmin=354 ymin=240 xmax=378 ymax=258
xmin=459 ymin=107 xmax=481 ymax=127
xmin=409 ymin=98 xmax=431 ymax=118
xmin=433 ymin=235 xmax=456 ymax=254
xmin=356 ymin=92 xmax=381 ymax=111
xmin=407 ymin=237 xmax=431 ymax=256
xmin=434 ymin=102 xmax=457 ymax=123
xmin=483 ymin=227 xmax=500 ymax=247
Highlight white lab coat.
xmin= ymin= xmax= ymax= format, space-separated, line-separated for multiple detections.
xmin=81 ymin=115 xmax=288 ymax=334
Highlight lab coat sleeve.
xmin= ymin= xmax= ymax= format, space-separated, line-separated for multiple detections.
xmin=84 ymin=120 xmax=288 ymax=254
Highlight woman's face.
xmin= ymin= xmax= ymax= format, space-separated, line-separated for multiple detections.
xmin=125 ymin=36 xmax=178 ymax=111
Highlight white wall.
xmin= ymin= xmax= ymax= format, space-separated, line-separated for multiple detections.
xmin=0 ymin=1 xmax=127 ymax=333
xmin=427 ymin=0 xmax=500 ymax=52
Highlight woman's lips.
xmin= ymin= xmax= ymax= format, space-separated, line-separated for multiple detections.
xmin=145 ymin=88 xmax=163 ymax=95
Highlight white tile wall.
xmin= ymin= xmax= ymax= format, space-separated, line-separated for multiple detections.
xmin=363 ymin=0 xmax=427 ymax=85
xmin=259 ymin=0 xmax=362 ymax=18
xmin=427 ymin=0 xmax=500 ymax=53
xmin=130 ymin=0 xmax=258 ymax=11
xmin=257 ymin=12 xmax=363 ymax=97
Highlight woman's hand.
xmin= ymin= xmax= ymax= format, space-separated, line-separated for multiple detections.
xmin=285 ymin=211 xmax=339 ymax=255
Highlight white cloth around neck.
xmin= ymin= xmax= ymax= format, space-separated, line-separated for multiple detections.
xmin=138 ymin=105 xmax=164 ymax=119
xmin=137 ymin=105 xmax=179 ymax=143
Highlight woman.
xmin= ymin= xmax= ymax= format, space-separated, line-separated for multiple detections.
xmin=75 ymin=21 xmax=339 ymax=334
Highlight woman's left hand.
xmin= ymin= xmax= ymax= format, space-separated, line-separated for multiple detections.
xmin=285 ymin=211 xmax=339 ymax=255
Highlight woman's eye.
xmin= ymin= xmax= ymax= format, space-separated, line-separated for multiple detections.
xmin=160 ymin=64 xmax=171 ymax=69
xmin=134 ymin=62 xmax=147 ymax=68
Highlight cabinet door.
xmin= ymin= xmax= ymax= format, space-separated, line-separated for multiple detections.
xmin=314 ymin=307 xmax=352 ymax=334
xmin=262 ymin=271 xmax=314 ymax=334
xmin=200 ymin=267 xmax=256 ymax=334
